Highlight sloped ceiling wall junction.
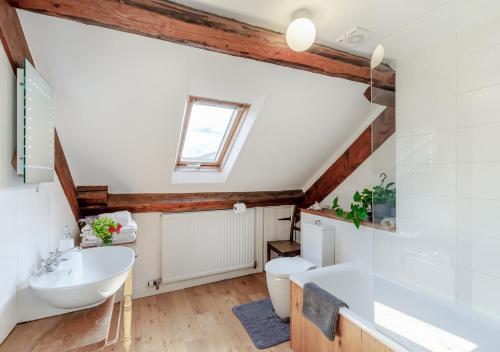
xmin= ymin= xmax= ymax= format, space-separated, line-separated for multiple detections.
xmin=19 ymin=11 xmax=375 ymax=194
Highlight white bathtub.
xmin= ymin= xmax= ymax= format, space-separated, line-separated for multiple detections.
xmin=290 ymin=263 xmax=500 ymax=352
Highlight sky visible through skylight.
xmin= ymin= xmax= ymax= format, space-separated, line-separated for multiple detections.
xmin=181 ymin=103 xmax=236 ymax=162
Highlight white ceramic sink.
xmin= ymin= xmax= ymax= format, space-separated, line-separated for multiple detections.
xmin=30 ymin=246 xmax=135 ymax=309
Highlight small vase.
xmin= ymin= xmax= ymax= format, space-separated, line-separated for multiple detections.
xmin=100 ymin=238 xmax=113 ymax=246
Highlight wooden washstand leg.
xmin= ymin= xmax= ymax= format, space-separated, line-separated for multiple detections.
xmin=122 ymin=271 xmax=133 ymax=352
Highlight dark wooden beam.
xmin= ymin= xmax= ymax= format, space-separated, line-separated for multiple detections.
xmin=302 ymin=127 xmax=372 ymax=208
xmin=0 ymin=0 xmax=33 ymax=71
xmin=10 ymin=0 xmax=395 ymax=90
xmin=55 ymin=130 xmax=81 ymax=221
xmin=372 ymin=107 xmax=395 ymax=152
xmin=78 ymin=190 xmax=304 ymax=215
xmin=302 ymin=107 xmax=395 ymax=208
xmin=76 ymin=185 xmax=108 ymax=205
xmin=363 ymin=86 xmax=395 ymax=107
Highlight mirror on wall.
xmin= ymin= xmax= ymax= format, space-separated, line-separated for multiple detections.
xmin=16 ymin=59 xmax=55 ymax=183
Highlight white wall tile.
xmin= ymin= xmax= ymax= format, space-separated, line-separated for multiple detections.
xmin=374 ymin=230 xmax=411 ymax=284
xmin=396 ymin=163 xmax=412 ymax=195
xmin=457 ymin=233 xmax=500 ymax=278
xmin=457 ymin=162 xmax=500 ymax=199
xmin=398 ymin=63 xmax=457 ymax=108
xmin=457 ymin=197 xmax=500 ymax=239
xmin=456 ymin=267 xmax=500 ymax=318
xmin=457 ymin=123 xmax=500 ymax=163
xmin=412 ymin=164 xmax=456 ymax=197
xmin=351 ymin=226 xmax=374 ymax=270
xmin=396 ymin=135 xmax=412 ymax=165
xmin=410 ymin=96 xmax=457 ymax=135
xmin=396 ymin=192 xmax=412 ymax=223
xmin=458 ymin=45 xmax=500 ymax=92
xmin=330 ymin=4 xmax=500 ymax=322
xmin=458 ymin=14 xmax=500 ymax=58
xmin=411 ymin=196 xmax=456 ymax=230
xmin=412 ymin=131 xmax=456 ymax=165
xmin=408 ymin=225 xmax=456 ymax=267
xmin=457 ymin=84 xmax=500 ymax=127
xmin=390 ymin=9 xmax=500 ymax=314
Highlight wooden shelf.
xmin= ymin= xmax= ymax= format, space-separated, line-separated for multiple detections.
xmin=301 ymin=208 xmax=396 ymax=233
xmin=0 ymin=295 xmax=117 ymax=352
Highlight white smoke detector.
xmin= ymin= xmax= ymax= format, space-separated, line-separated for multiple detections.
xmin=336 ymin=26 xmax=374 ymax=47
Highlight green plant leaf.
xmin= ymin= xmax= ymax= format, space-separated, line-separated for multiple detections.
xmin=332 ymin=196 xmax=339 ymax=209
xmin=353 ymin=191 xmax=361 ymax=202
xmin=336 ymin=209 xmax=344 ymax=217
xmin=353 ymin=218 xmax=361 ymax=228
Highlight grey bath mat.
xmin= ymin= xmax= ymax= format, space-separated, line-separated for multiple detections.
xmin=232 ymin=299 xmax=290 ymax=349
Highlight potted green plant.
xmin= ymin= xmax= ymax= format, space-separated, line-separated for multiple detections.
xmin=331 ymin=188 xmax=372 ymax=229
xmin=331 ymin=183 xmax=396 ymax=229
xmin=372 ymin=182 xmax=396 ymax=221
xmin=91 ymin=217 xmax=122 ymax=246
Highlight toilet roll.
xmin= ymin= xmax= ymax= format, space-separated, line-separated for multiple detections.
xmin=233 ymin=202 xmax=247 ymax=214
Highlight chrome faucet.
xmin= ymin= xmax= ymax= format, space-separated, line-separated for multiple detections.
xmin=40 ymin=249 xmax=64 ymax=272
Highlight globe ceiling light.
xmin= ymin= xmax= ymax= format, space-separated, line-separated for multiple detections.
xmin=286 ymin=9 xmax=316 ymax=52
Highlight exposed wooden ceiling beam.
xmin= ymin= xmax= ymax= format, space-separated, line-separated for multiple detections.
xmin=10 ymin=0 xmax=395 ymax=90
xmin=0 ymin=0 xmax=33 ymax=70
xmin=363 ymin=86 xmax=395 ymax=107
xmin=55 ymin=131 xmax=82 ymax=221
xmin=77 ymin=189 xmax=305 ymax=215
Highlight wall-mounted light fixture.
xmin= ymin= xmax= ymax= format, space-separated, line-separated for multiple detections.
xmin=370 ymin=44 xmax=385 ymax=69
xmin=286 ymin=9 xmax=316 ymax=52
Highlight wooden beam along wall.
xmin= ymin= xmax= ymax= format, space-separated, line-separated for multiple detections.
xmin=77 ymin=188 xmax=305 ymax=216
xmin=10 ymin=0 xmax=395 ymax=90
xmin=0 ymin=0 xmax=33 ymax=70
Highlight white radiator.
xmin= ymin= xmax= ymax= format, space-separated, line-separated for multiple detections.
xmin=161 ymin=209 xmax=256 ymax=284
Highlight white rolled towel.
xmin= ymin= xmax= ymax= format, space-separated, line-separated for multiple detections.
xmin=99 ymin=211 xmax=133 ymax=226
xmin=82 ymin=227 xmax=136 ymax=239
xmin=81 ymin=218 xmax=137 ymax=236
xmin=81 ymin=232 xmax=137 ymax=247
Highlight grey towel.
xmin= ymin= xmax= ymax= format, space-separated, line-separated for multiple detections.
xmin=302 ymin=282 xmax=349 ymax=341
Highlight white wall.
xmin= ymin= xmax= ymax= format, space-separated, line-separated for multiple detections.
xmin=376 ymin=3 xmax=500 ymax=320
xmin=0 ymin=44 xmax=77 ymax=342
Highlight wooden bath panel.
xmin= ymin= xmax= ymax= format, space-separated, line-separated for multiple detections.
xmin=290 ymin=282 xmax=392 ymax=352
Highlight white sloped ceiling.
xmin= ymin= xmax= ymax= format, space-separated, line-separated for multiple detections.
xmin=19 ymin=10 xmax=373 ymax=193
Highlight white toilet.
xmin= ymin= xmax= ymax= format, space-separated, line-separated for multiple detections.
xmin=265 ymin=221 xmax=334 ymax=320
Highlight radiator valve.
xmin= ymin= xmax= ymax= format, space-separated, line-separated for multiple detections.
xmin=147 ymin=278 xmax=162 ymax=290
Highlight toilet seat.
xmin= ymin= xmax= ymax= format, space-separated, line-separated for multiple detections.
xmin=265 ymin=257 xmax=316 ymax=279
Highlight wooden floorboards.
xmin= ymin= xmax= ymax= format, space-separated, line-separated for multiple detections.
xmin=103 ymin=273 xmax=291 ymax=352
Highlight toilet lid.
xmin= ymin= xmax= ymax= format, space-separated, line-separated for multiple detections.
xmin=265 ymin=257 xmax=315 ymax=278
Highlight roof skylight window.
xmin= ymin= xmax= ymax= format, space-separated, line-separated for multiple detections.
xmin=176 ymin=96 xmax=249 ymax=170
